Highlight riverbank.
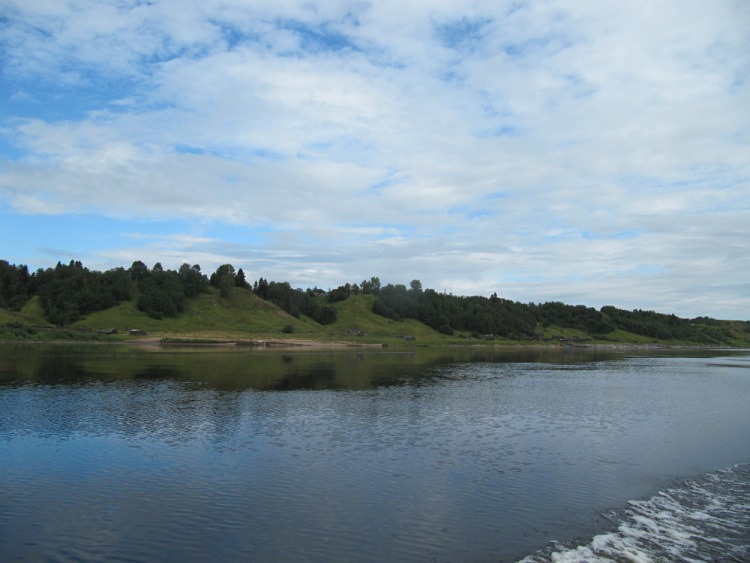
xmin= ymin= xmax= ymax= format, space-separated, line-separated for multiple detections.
xmin=5 ymin=333 xmax=740 ymax=353
xmin=160 ymin=337 xmax=386 ymax=350
xmin=3 ymin=291 xmax=750 ymax=348
xmin=3 ymin=315 xmax=747 ymax=350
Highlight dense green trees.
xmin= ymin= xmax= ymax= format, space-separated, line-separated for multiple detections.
xmin=35 ymin=261 xmax=132 ymax=325
xmin=0 ymin=261 xmax=32 ymax=310
xmin=3 ymin=259 xmax=209 ymax=324
xmin=179 ymin=263 xmax=209 ymax=298
xmin=531 ymin=301 xmax=615 ymax=334
xmin=372 ymin=283 xmax=537 ymax=337
xmin=1 ymin=258 xmax=746 ymax=344
xmin=327 ymin=284 xmax=351 ymax=303
xmin=252 ymin=278 xmax=337 ymax=325
xmin=360 ymin=276 xmax=381 ymax=295
xmin=132 ymin=262 xmax=199 ymax=319
xmin=599 ymin=306 xmax=733 ymax=343
xmin=210 ymin=264 xmax=236 ymax=298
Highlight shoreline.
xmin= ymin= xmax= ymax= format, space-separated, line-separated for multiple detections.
xmin=2 ymin=334 xmax=743 ymax=352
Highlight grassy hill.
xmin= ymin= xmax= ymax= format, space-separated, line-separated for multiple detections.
xmin=0 ymin=289 xmax=467 ymax=345
xmin=1 ymin=296 xmax=49 ymax=325
xmin=73 ymin=287 xmax=308 ymax=337
xmin=66 ymin=290 xmax=453 ymax=344
xmin=325 ymin=294 xmax=458 ymax=345
xmin=2 ymin=289 xmax=749 ymax=347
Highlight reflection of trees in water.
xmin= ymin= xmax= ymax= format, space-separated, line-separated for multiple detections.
xmin=0 ymin=346 xmax=659 ymax=444
xmin=271 ymin=363 xmax=338 ymax=391
xmin=34 ymin=354 xmax=88 ymax=384
xmin=31 ymin=353 xmax=108 ymax=385
xmin=134 ymin=365 xmax=182 ymax=380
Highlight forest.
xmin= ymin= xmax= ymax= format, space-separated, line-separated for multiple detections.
xmin=1 ymin=259 xmax=747 ymax=345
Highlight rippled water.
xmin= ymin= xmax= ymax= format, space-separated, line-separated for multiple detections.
xmin=522 ymin=464 xmax=750 ymax=562
xmin=1 ymin=345 xmax=749 ymax=561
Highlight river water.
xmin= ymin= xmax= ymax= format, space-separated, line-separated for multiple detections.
xmin=1 ymin=344 xmax=748 ymax=561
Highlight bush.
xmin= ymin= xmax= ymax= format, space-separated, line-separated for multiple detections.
xmin=313 ymin=306 xmax=337 ymax=325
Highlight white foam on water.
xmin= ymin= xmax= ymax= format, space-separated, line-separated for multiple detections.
xmin=520 ymin=464 xmax=750 ymax=562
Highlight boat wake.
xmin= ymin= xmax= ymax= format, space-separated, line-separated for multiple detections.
xmin=520 ymin=464 xmax=750 ymax=562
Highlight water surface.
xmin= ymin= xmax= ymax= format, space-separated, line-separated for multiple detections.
xmin=1 ymin=344 xmax=748 ymax=561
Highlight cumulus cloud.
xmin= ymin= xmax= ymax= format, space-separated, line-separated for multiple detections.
xmin=0 ymin=0 xmax=748 ymax=318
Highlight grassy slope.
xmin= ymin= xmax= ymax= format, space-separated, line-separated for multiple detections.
xmin=324 ymin=294 xmax=457 ymax=344
xmin=73 ymin=287 xmax=307 ymax=338
xmin=0 ymin=296 xmax=50 ymax=326
xmin=74 ymin=291 xmax=454 ymax=344
xmin=2 ymin=290 xmax=749 ymax=346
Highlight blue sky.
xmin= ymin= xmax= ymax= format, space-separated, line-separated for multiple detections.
xmin=1 ymin=0 xmax=748 ymax=319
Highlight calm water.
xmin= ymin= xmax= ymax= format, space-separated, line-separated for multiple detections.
xmin=1 ymin=344 xmax=749 ymax=561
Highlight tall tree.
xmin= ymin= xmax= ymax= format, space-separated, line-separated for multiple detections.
xmin=235 ymin=268 xmax=250 ymax=290
xmin=178 ymin=263 xmax=208 ymax=297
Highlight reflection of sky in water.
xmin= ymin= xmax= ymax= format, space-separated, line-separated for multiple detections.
xmin=1 ymin=348 xmax=749 ymax=561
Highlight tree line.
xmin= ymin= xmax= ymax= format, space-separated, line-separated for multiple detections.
xmin=1 ymin=259 xmax=746 ymax=344
xmin=370 ymin=281 xmax=606 ymax=338
xmin=367 ymin=281 xmax=741 ymax=343
xmin=0 ymin=259 xmax=343 ymax=326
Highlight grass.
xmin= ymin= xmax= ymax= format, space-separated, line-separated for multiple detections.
xmin=323 ymin=294 xmax=457 ymax=345
xmin=70 ymin=291 xmax=463 ymax=346
xmin=73 ymin=287 xmax=306 ymax=338
xmin=594 ymin=328 xmax=657 ymax=344
xmin=0 ymin=296 xmax=51 ymax=326
xmin=2 ymin=290 xmax=749 ymax=347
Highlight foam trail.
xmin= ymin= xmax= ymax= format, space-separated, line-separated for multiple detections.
xmin=520 ymin=464 xmax=750 ymax=562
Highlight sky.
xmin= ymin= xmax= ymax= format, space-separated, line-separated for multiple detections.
xmin=1 ymin=0 xmax=748 ymax=320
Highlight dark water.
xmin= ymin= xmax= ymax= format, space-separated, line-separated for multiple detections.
xmin=0 ymin=344 xmax=748 ymax=562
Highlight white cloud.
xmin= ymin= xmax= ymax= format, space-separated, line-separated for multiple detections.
xmin=0 ymin=0 xmax=748 ymax=318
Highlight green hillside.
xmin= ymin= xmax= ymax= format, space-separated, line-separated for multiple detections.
xmin=2 ymin=287 xmax=750 ymax=346
xmin=64 ymin=290 xmax=451 ymax=344
xmin=2 ymin=270 xmax=749 ymax=346
xmin=0 ymin=290 xmax=458 ymax=345
xmin=325 ymin=294 xmax=456 ymax=344
xmin=73 ymin=287 xmax=309 ymax=337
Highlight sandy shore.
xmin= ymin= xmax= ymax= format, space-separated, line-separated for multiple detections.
xmin=138 ymin=337 xmax=386 ymax=350
xmin=119 ymin=336 xmax=731 ymax=352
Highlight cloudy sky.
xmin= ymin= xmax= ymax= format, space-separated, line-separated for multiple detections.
xmin=1 ymin=1 xmax=748 ymax=319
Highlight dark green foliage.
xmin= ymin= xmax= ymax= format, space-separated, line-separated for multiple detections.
xmin=266 ymin=281 xmax=300 ymax=317
xmin=210 ymin=264 xmax=235 ymax=287
xmin=130 ymin=261 xmax=206 ymax=320
xmin=532 ymin=302 xmax=615 ymax=334
xmin=599 ymin=306 xmax=735 ymax=343
xmin=36 ymin=261 xmax=132 ymax=325
xmin=128 ymin=260 xmax=149 ymax=282
xmin=208 ymin=264 xmax=251 ymax=297
xmin=313 ymin=305 xmax=338 ymax=325
xmin=327 ymin=284 xmax=350 ymax=303
xmin=253 ymin=278 xmax=337 ymax=325
xmin=2 ymin=257 xmax=747 ymax=344
xmin=235 ymin=268 xmax=250 ymax=290
xmin=360 ymin=276 xmax=381 ymax=295
xmin=4 ymin=258 xmax=199 ymax=324
xmin=373 ymin=284 xmax=536 ymax=337
xmin=0 ymin=322 xmax=39 ymax=339
xmin=178 ymin=263 xmax=209 ymax=297
xmin=0 ymin=260 xmax=32 ymax=310
xmin=136 ymin=264 xmax=185 ymax=319
xmin=210 ymin=264 xmax=237 ymax=298
xmin=373 ymin=284 xmax=414 ymax=320
xmin=253 ymin=277 xmax=269 ymax=299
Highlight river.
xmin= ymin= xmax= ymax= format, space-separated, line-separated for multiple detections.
xmin=1 ymin=344 xmax=748 ymax=561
